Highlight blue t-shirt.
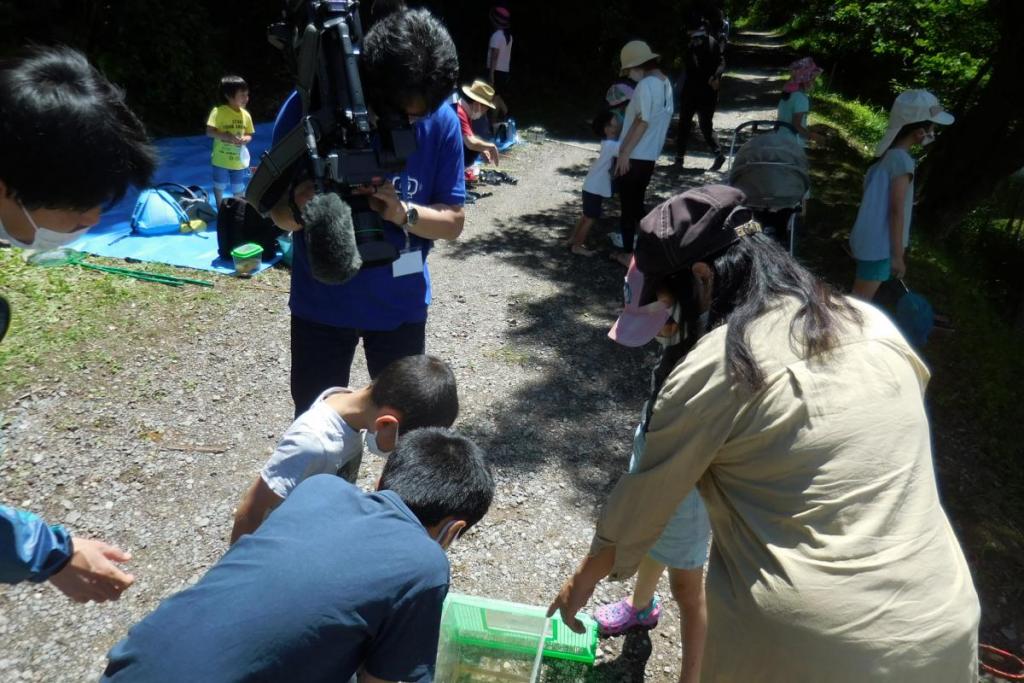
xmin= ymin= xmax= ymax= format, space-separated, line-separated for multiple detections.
xmin=849 ymin=149 xmax=916 ymax=261
xmin=102 ymin=475 xmax=450 ymax=683
xmin=276 ymin=94 xmax=466 ymax=331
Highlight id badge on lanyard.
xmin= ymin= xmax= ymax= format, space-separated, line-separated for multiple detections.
xmin=392 ymin=171 xmax=423 ymax=278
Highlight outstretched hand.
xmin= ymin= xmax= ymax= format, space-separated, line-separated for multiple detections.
xmin=483 ymin=144 xmax=500 ymax=166
xmin=48 ymin=537 xmax=134 ymax=603
xmin=547 ymin=572 xmax=598 ymax=635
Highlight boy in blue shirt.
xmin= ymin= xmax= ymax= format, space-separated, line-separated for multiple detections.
xmin=102 ymin=428 xmax=495 ymax=683
xmin=849 ymin=90 xmax=954 ymax=300
xmin=268 ymin=9 xmax=466 ymax=418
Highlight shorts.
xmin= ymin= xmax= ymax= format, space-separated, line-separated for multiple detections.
xmin=855 ymin=257 xmax=891 ymax=282
xmin=212 ymin=166 xmax=249 ymax=194
xmin=648 ymin=488 xmax=712 ymax=570
xmin=582 ymin=190 xmax=606 ymax=219
xmin=629 ymin=420 xmax=711 ymax=571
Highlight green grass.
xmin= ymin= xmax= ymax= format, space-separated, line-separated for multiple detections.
xmin=810 ymin=86 xmax=888 ymax=157
xmin=0 ymin=248 xmax=222 ymax=403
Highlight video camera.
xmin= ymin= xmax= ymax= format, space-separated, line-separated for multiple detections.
xmin=247 ymin=0 xmax=418 ymax=276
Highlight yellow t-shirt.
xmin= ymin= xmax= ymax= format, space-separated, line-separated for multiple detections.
xmin=207 ymin=105 xmax=255 ymax=171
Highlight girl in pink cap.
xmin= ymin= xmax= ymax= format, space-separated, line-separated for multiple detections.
xmin=777 ymin=57 xmax=824 ymax=148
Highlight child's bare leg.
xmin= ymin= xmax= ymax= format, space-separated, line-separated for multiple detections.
xmin=567 ymin=216 xmax=594 ymax=247
xmin=213 ymin=186 xmax=224 ymax=208
xmin=629 ymin=553 xmax=666 ymax=609
xmin=851 ymin=278 xmax=882 ymax=301
xmin=669 ymin=566 xmax=707 ymax=683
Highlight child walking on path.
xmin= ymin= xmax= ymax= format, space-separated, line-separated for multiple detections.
xmin=849 ymin=90 xmax=954 ymax=300
xmin=206 ymin=75 xmax=254 ymax=207
xmin=777 ymin=57 xmax=823 ymax=148
xmin=566 ymin=110 xmax=621 ymax=256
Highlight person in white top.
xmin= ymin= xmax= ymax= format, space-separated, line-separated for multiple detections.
xmin=566 ymin=110 xmax=622 ymax=256
xmin=612 ymin=40 xmax=674 ymax=267
xmin=487 ymin=6 xmax=513 ymax=93
xmin=229 ymin=355 xmax=460 ymax=544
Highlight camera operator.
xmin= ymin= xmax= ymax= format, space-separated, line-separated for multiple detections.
xmin=0 ymin=47 xmax=156 ymax=602
xmin=268 ymin=8 xmax=466 ymax=420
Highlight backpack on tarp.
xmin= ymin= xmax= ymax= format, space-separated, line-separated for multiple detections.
xmin=216 ymin=197 xmax=281 ymax=262
xmin=131 ymin=188 xmax=189 ymax=236
xmin=155 ymin=183 xmax=218 ymax=224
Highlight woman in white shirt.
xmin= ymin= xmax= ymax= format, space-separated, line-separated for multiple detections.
xmin=612 ymin=40 xmax=674 ymax=267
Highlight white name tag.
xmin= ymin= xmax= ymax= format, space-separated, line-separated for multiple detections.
xmin=392 ymin=249 xmax=424 ymax=278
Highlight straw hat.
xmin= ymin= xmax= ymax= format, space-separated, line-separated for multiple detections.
xmin=620 ymin=40 xmax=660 ymax=72
xmin=461 ymin=80 xmax=497 ymax=110
xmin=874 ymin=90 xmax=954 ymax=157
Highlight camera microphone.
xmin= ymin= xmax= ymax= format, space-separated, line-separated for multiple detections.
xmin=302 ymin=192 xmax=363 ymax=285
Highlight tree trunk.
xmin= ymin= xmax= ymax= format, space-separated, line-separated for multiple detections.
xmin=917 ymin=0 xmax=1024 ymax=237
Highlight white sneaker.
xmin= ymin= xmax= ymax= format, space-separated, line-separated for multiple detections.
xmin=609 ymin=233 xmax=623 ymax=249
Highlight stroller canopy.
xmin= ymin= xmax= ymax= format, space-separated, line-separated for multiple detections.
xmin=729 ymin=131 xmax=810 ymax=210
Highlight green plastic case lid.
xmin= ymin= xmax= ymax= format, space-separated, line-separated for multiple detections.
xmin=231 ymin=242 xmax=263 ymax=259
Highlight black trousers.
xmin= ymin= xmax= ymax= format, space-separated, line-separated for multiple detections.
xmin=289 ymin=315 xmax=426 ymax=418
xmin=616 ymin=159 xmax=656 ymax=253
xmin=677 ymin=89 xmax=721 ymax=159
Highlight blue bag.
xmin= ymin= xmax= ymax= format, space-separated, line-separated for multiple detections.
xmin=495 ymin=117 xmax=518 ymax=151
xmin=894 ymin=279 xmax=934 ymax=348
xmin=130 ymin=188 xmax=189 ymax=236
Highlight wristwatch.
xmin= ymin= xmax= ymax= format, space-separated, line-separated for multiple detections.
xmin=401 ymin=202 xmax=419 ymax=229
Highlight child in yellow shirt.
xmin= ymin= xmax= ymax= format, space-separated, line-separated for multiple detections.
xmin=206 ymin=75 xmax=254 ymax=207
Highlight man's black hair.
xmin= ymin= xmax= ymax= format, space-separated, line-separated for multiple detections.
xmin=371 ymin=355 xmax=459 ymax=432
xmin=379 ymin=427 xmax=494 ymax=530
xmin=591 ymin=108 xmax=616 ymax=138
xmin=360 ymin=8 xmax=459 ymax=115
xmin=0 ymin=46 xmax=157 ymax=211
xmin=220 ymin=74 xmax=249 ymax=101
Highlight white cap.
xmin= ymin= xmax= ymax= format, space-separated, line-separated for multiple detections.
xmin=875 ymin=90 xmax=954 ymax=157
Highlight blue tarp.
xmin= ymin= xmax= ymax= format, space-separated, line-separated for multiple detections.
xmin=68 ymin=122 xmax=280 ymax=275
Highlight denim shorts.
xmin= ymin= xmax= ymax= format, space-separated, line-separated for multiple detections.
xmin=581 ymin=190 xmax=605 ymax=219
xmin=855 ymin=257 xmax=891 ymax=282
xmin=630 ymin=420 xmax=712 ymax=570
xmin=212 ymin=165 xmax=249 ymax=193
xmin=648 ymin=488 xmax=712 ymax=570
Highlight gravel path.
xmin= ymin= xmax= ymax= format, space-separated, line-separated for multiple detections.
xmin=0 ymin=35 xmax=784 ymax=683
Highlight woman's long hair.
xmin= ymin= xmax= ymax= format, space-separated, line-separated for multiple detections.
xmin=650 ymin=233 xmax=862 ymax=407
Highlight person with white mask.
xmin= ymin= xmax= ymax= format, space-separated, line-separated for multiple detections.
xmin=230 ymin=355 xmax=461 ymax=543
xmin=0 ymin=47 xmax=154 ymax=253
xmin=0 ymin=47 xmax=156 ymax=603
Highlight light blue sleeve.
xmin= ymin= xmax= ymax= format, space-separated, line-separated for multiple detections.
xmin=0 ymin=505 xmax=73 ymax=583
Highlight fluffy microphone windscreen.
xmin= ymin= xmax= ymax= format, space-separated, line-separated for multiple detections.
xmin=303 ymin=193 xmax=363 ymax=285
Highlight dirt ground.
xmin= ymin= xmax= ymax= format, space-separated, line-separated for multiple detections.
xmin=2 ymin=34 xmax=987 ymax=683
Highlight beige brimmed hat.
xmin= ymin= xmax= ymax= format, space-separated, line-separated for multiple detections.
xmin=461 ymin=80 xmax=497 ymax=109
xmin=875 ymin=90 xmax=955 ymax=157
xmin=620 ymin=40 xmax=660 ymax=73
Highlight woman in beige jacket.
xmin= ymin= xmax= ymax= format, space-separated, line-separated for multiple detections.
xmin=549 ymin=185 xmax=979 ymax=682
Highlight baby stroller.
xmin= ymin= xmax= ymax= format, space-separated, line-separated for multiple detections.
xmin=726 ymin=120 xmax=810 ymax=254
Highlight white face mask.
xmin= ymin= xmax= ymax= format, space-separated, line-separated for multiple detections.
xmin=17 ymin=203 xmax=90 ymax=251
xmin=433 ymin=519 xmax=462 ymax=547
xmin=921 ymin=131 xmax=936 ymax=146
xmin=364 ymin=429 xmax=395 ymax=458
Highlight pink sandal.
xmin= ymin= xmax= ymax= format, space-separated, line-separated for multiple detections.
xmin=593 ymin=596 xmax=661 ymax=636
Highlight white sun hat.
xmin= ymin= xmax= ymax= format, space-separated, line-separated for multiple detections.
xmin=875 ymin=90 xmax=955 ymax=157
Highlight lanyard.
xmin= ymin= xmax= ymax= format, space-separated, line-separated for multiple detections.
xmin=398 ymin=171 xmax=413 ymax=251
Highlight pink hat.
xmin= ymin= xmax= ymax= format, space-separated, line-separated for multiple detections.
xmin=491 ymin=6 xmax=511 ymax=27
xmin=785 ymin=57 xmax=822 ymax=91
xmin=608 ymin=257 xmax=671 ymax=347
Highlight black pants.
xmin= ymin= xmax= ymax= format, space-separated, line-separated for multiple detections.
xmin=290 ymin=315 xmax=426 ymax=418
xmin=677 ymin=89 xmax=721 ymax=160
xmin=616 ymin=159 xmax=656 ymax=253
